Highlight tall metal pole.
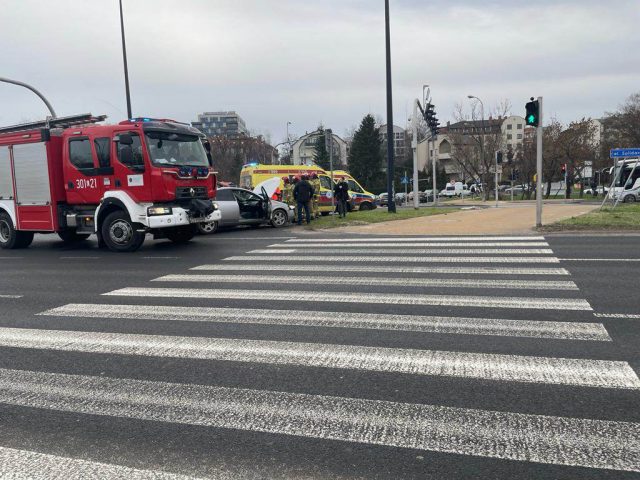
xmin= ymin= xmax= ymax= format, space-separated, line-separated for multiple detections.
xmin=412 ymin=99 xmax=419 ymax=210
xmin=119 ymin=0 xmax=133 ymax=119
xmin=0 ymin=77 xmax=57 ymax=118
xmin=495 ymin=152 xmax=499 ymax=208
xmin=285 ymin=121 xmax=292 ymax=165
xmin=535 ymin=96 xmax=544 ymax=227
xmin=431 ymin=135 xmax=437 ymax=206
xmin=327 ymin=129 xmax=335 ymax=210
xmin=384 ymin=0 xmax=396 ymax=213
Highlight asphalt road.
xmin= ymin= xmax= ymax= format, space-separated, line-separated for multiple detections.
xmin=0 ymin=226 xmax=638 ymax=479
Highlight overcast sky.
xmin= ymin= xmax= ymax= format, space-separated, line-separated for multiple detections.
xmin=1 ymin=0 xmax=638 ymax=142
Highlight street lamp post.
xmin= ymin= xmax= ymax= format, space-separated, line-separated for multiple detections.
xmin=384 ymin=0 xmax=396 ymax=213
xmin=467 ymin=95 xmax=492 ymax=206
xmin=119 ymin=0 xmax=133 ymax=119
xmin=0 ymin=77 xmax=57 ymax=119
xmin=285 ymin=121 xmax=292 ymax=165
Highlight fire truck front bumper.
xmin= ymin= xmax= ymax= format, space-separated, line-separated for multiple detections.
xmin=145 ymin=202 xmax=221 ymax=229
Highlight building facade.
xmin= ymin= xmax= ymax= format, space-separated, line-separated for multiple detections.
xmin=379 ymin=124 xmax=407 ymax=160
xmin=192 ymin=111 xmax=248 ymax=138
xmin=291 ymin=130 xmax=348 ymax=167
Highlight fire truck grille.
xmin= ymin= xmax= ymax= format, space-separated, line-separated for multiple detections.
xmin=175 ymin=187 xmax=208 ymax=200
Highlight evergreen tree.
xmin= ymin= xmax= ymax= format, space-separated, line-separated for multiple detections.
xmin=313 ymin=127 xmax=330 ymax=170
xmin=348 ymin=114 xmax=384 ymax=192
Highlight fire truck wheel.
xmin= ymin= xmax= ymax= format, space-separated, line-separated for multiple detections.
xmin=58 ymin=231 xmax=91 ymax=243
xmin=0 ymin=212 xmax=33 ymax=249
xmin=166 ymin=225 xmax=197 ymax=244
xmin=101 ymin=211 xmax=145 ymax=252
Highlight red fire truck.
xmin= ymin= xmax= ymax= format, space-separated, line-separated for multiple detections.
xmin=0 ymin=114 xmax=220 ymax=252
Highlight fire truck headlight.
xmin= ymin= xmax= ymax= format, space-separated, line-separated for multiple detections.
xmin=212 ymin=202 xmax=219 ymax=210
xmin=288 ymin=205 xmax=295 ymax=210
xmin=147 ymin=206 xmax=173 ymax=216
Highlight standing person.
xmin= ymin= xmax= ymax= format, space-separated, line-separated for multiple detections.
xmin=291 ymin=176 xmax=300 ymax=223
xmin=310 ymin=173 xmax=321 ymax=218
xmin=334 ymin=176 xmax=350 ymax=218
xmin=282 ymin=177 xmax=292 ymax=205
xmin=293 ymin=174 xmax=314 ymax=225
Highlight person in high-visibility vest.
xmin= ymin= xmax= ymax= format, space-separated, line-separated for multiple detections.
xmin=310 ymin=173 xmax=321 ymax=219
xmin=282 ymin=176 xmax=292 ymax=206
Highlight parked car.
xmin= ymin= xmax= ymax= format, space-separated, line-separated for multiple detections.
xmin=618 ymin=187 xmax=640 ymax=203
xmin=198 ymin=187 xmax=294 ymax=234
xmin=584 ymin=186 xmax=609 ymax=196
xmin=440 ymin=182 xmax=470 ymax=197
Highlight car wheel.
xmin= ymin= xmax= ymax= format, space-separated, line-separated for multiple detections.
xmin=0 ymin=212 xmax=34 ymax=249
xmin=271 ymin=209 xmax=288 ymax=228
xmin=197 ymin=221 xmax=218 ymax=235
xmin=623 ymin=195 xmax=636 ymax=203
xmin=101 ymin=211 xmax=145 ymax=253
xmin=359 ymin=202 xmax=373 ymax=211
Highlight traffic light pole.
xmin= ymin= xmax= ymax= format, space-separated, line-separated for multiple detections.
xmin=411 ymin=99 xmax=419 ymax=210
xmin=495 ymin=153 xmax=499 ymax=208
xmin=536 ymin=96 xmax=544 ymax=227
xmin=384 ymin=0 xmax=396 ymax=213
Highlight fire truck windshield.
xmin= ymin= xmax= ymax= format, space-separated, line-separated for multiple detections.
xmin=145 ymin=131 xmax=209 ymax=168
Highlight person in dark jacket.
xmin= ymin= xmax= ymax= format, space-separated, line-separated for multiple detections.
xmin=334 ymin=177 xmax=350 ymax=218
xmin=294 ymin=175 xmax=314 ymax=225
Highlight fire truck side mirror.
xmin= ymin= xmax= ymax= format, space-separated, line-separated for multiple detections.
xmin=119 ymin=133 xmax=134 ymax=146
xmin=203 ymin=141 xmax=211 ymax=153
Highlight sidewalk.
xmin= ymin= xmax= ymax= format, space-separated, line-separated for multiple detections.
xmin=333 ymin=202 xmax=598 ymax=236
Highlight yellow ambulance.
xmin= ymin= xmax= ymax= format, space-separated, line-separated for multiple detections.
xmin=331 ymin=170 xmax=378 ymax=210
xmin=239 ymin=164 xmax=336 ymax=214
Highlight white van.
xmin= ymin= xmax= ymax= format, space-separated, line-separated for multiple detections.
xmin=440 ymin=182 xmax=469 ymax=197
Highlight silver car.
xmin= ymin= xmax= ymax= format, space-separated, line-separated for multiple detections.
xmin=198 ymin=187 xmax=294 ymax=234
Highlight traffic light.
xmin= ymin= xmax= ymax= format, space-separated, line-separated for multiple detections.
xmin=525 ymin=99 xmax=540 ymax=127
xmin=496 ymin=151 xmax=503 ymax=164
xmin=507 ymin=150 xmax=514 ymax=164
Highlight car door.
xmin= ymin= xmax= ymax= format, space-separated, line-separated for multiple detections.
xmin=215 ymin=189 xmax=240 ymax=226
xmin=232 ymin=189 xmax=266 ymax=224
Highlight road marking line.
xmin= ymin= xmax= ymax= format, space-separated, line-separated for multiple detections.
xmin=0 ymin=295 xmax=22 ymax=299
xmin=250 ymin=248 xmax=555 ymax=255
xmin=0 ymin=328 xmax=632 ymax=387
xmin=193 ymin=264 xmax=572 ymax=276
xmin=0 ymin=257 xmax=24 ymax=259
xmin=154 ymin=274 xmax=579 ymax=291
xmin=0 ymin=446 xmax=195 ymax=480
xmin=59 ymin=256 xmax=101 ymax=260
xmin=225 ymin=255 xmax=561 ymax=264
xmin=143 ymin=256 xmax=181 ymax=259
xmin=594 ymin=313 xmax=640 ymax=319
xmin=105 ymin=287 xmax=592 ymax=311
xmin=560 ymin=258 xmax=640 ymax=262
xmin=286 ymin=236 xmax=547 ymax=242
xmin=40 ymin=304 xmax=612 ymax=341
xmin=273 ymin=242 xmax=551 ymax=248
xmin=0 ymin=368 xmax=637 ymax=471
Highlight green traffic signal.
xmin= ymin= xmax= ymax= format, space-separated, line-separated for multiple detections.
xmin=525 ymin=100 xmax=540 ymax=127
xmin=527 ymin=114 xmax=536 ymax=124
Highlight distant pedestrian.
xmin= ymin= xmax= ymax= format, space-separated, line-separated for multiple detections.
xmin=294 ymin=174 xmax=314 ymax=225
xmin=334 ymin=176 xmax=350 ymax=218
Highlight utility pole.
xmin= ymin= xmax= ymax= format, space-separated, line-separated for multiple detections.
xmin=384 ymin=0 xmax=396 ymax=213
xmin=431 ymin=135 xmax=437 ymax=206
xmin=119 ymin=0 xmax=133 ymax=119
xmin=327 ymin=129 xmax=335 ymax=210
xmin=535 ymin=97 xmax=544 ymax=227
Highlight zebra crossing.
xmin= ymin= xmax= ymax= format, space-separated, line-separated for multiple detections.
xmin=3 ymin=235 xmax=640 ymax=476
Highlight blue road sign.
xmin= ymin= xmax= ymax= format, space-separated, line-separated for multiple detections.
xmin=610 ymin=148 xmax=640 ymax=158
xmin=401 ymin=176 xmax=410 ymax=184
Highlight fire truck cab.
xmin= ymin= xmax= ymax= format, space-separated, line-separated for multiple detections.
xmin=0 ymin=114 xmax=221 ymax=252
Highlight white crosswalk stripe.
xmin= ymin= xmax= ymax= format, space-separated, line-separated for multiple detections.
xmin=40 ymin=304 xmax=611 ymax=341
xmin=0 ymin=368 xmax=637 ymax=472
xmin=286 ymin=236 xmax=548 ymax=242
xmin=274 ymin=242 xmax=551 ymax=247
xmin=1 ymin=327 xmax=631 ymax=387
xmin=153 ymin=274 xmax=580 ymax=291
xmin=225 ymin=255 xmax=562 ymax=263
xmin=104 ymin=287 xmax=593 ymax=310
xmin=0 ymin=446 xmax=198 ymax=480
xmin=250 ymin=248 xmax=555 ymax=255
xmin=193 ymin=264 xmax=572 ymax=275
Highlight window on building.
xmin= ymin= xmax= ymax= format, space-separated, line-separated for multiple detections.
xmin=517 ymin=124 xmax=523 ymax=129
xmin=507 ymin=124 xmax=513 ymax=130
xmin=69 ymin=138 xmax=94 ymax=170
xmin=517 ymin=134 xmax=523 ymax=139
xmin=507 ymin=134 xmax=513 ymax=140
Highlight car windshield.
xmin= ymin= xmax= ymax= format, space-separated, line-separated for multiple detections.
xmin=145 ymin=131 xmax=209 ymax=167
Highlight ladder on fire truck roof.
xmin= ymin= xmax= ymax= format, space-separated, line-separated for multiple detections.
xmin=0 ymin=113 xmax=106 ymax=136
